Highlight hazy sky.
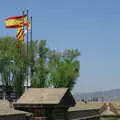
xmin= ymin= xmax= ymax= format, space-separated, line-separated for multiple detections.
xmin=0 ymin=0 xmax=120 ymax=93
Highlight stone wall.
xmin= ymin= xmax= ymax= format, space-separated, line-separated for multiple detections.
xmin=109 ymin=102 xmax=118 ymax=114
xmin=99 ymin=103 xmax=107 ymax=114
xmin=52 ymin=108 xmax=68 ymax=120
xmin=28 ymin=107 xmax=68 ymax=120
xmin=0 ymin=114 xmax=26 ymax=120
xmin=67 ymin=109 xmax=100 ymax=120
xmin=30 ymin=117 xmax=47 ymax=120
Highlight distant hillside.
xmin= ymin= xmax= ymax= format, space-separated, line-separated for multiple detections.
xmin=74 ymin=89 xmax=120 ymax=101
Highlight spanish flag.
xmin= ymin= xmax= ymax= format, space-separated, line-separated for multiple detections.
xmin=4 ymin=15 xmax=28 ymax=28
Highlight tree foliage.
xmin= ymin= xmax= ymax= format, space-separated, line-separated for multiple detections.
xmin=0 ymin=37 xmax=80 ymax=98
xmin=48 ymin=49 xmax=80 ymax=90
xmin=32 ymin=40 xmax=49 ymax=88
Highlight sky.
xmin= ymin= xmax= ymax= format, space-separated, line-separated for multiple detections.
xmin=0 ymin=0 xmax=120 ymax=93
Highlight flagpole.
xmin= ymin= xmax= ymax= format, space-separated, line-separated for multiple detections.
xmin=30 ymin=16 xmax=32 ymax=47
xmin=22 ymin=11 xmax=25 ymax=49
xmin=30 ymin=16 xmax=33 ymax=85
xmin=26 ymin=9 xmax=29 ymax=89
xmin=22 ymin=10 xmax=27 ymax=91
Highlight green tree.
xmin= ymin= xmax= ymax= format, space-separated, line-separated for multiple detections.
xmin=48 ymin=49 xmax=80 ymax=90
xmin=0 ymin=37 xmax=80 ymax=98
xmin=0 ymin=37 xmax=17 ymax=97
xmin=0 ymin=37 xmax=27 ymax=98
xmin=31 ymin=40 xmax=49 ymax=88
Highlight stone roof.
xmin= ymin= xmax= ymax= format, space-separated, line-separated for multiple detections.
xmin=0 ymin=100 xmax=28 ymax=116
xmin=14 ymin=88 xmax=75 ymax=106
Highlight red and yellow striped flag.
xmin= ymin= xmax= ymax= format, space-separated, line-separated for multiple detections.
xmin=16 ymin=27 xmax=25 ymax=44
xmin=16 ymin=22 xmax=31 ymax=45
xmin=4 ymin=15 xmax=28 ymax=28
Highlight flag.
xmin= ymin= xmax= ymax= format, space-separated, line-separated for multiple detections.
xmin=16 ymin=22 xmax=30 ymax=43
xmin=16 ymin=27 xmax=25 ymax=43
xmin=24 ymin=22 xmax=31 ymax=34
xmin=4 ymin=15 xmax=28 ymax=28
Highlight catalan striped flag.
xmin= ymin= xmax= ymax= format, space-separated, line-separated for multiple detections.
xmin=16 ymin=27 xmax=25 ymax=44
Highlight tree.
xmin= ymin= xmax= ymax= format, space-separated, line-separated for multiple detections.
xmin=0 ymin=37 xmax=80 ymax=99
xmin=0 ymin=37 xmax=28 ymax=98
xmin=31 ymin=40 xmax=80 ymax=90
xmin=31 ymin=40 xmax=49 ymax=88
xmin=0 ymin=37 xmax=17 ymax=98
xmin=48 ymin=49 xmax=80 ymax=90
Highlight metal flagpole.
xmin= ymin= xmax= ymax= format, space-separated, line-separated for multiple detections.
xmin=22 ymin=10 xmax=27 ymax=91
xmin=26 ymin=9 xmax=29 ymax=89
xmin=21 ymin=11 xmax=25 ymax=49
xmin=30 ymin=16 xmax=32 ymax=49
xmin=30 ymin=16 xmax=33 ymax=85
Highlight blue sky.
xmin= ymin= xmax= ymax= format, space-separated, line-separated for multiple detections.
xmin=0 ymin=0 xmax=120 ymax=93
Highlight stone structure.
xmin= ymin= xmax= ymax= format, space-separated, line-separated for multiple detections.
xmin=0 ymin=100 xmax=28 ymax=120
xmin=14 ymin=88 xmax=76 ymax=120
